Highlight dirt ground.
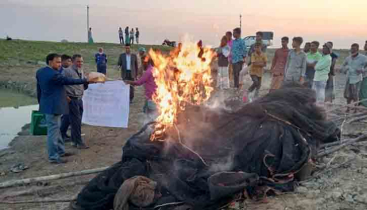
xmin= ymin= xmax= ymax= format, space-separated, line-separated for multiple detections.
xmin=1 ymin=70 xmax=367 ymax=210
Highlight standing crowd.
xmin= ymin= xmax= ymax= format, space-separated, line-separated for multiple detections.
xmin=118 ymin=26 xmax=140 ymax=45
xmin=215 ymin=28 xmax=367 ymax=110
xmin=36 ymin=29 xmax=367 ymax=164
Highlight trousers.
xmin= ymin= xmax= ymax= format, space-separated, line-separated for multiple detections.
xmin=124 ymin=71 xmax=135 ymax=101
xmin=69 ymin=98 xmax=84 ymax=146
xmin=97 ymin=64 xmax=107 ymax=75
xmin=312 ymin=81 xmax=327 ymax=104
xmin=45 ymin=114 xmax=65 ymax=162
xmin=233 ymin=61 xmax=243 ymax=88
xmin=60 ymin=114 xmax=70 ymax=139
xmin=248 ymin=75 xmax=262 ymax=97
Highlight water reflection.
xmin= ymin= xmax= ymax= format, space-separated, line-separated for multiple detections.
xmin=0 ymin=105 xmax=39 ymax=150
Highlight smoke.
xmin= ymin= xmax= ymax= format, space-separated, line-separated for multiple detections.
xmin=137 ymin=112 xmax=158 ymax=136
xmin=204 ymin=90 xmax=232 ymax=111
xmin=209 ymin=153 xmax=235 ymax=173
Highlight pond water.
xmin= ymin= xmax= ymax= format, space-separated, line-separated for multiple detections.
xmin=0 ymin=89 xmax=38 ymax=150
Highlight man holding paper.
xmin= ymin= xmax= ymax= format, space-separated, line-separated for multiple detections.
xmin=125 ymin=57 xmax=158 ymax=120
xmin=36 ymin=53 xmax=101 ymax=164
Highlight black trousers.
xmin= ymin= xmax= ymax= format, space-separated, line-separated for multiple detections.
xmin=119 ymin=36 xmax=124 ymax=44
xmin=124 ymin=71 xmax=135 ymax=101
xmin=97 ymin=64 xmax=107 ymax=75
xmin=60 ymin=114 xmax=70 ymax=138
xmin=69 ymin=98 xmax=84 ymax=146
xmin=233 ymin=61 xmax=243 ymax=88
xmin=248 ymin=75 xmax=262 ymax=97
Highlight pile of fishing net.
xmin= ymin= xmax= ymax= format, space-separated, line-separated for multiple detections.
xmin=71 ymin=84 xmax=339 ymax=210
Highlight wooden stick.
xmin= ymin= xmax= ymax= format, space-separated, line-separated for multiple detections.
xmin=329 ymin=112 xmax=367 ymax=122
xmin=320 ymin=140 xmax=346 ymax=149
xmin=325 ymin=99 xmax=367 ymax=113
xmin=346 ymin=115 xmax=367 ymax=124
xmin=317 ymin=134 xmax=367 ymax=158
xmin=0 ymin=167 xmax=108 ymax=189
xmin=319 ymin=133 xmax=365 ymax=149
xmin=0 ymin=198 xmax=75 ymax=204
xmin=0 ymin=180 xmax=91 ymax=199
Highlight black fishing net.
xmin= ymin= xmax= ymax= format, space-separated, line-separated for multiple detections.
xmin=72 ymin=84 xmax=339 ymax=210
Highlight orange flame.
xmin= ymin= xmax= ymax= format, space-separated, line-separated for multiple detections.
xmin=149 ymin=42 xmax=215 ymax=140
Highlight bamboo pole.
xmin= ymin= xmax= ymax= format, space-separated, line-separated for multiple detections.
xmin=0 ymin=167 xmax=108 ymax=189
xmin=317 ymin=134 xmax=367 ymax=158
xmin=0 ymin=198 xmax=75 ymax=204
xmin=346 ymin=115 xmax=367 ymax=124
xmin=0 ymin=180 xmax=91 ymax=199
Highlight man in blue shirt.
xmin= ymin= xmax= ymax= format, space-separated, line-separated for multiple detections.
xmin=95 ymin=48 xmax=107 ymax=75
xmin=231 ymin=28 xmax=247 ymax=89
xmin=36 ymin=53 xmax=94 ymax=164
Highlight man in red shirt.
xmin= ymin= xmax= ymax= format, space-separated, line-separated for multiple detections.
xmin=270 ymin=37 xmax=289 ymax=92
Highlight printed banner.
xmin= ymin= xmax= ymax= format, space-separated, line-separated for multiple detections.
xmin=82 ymin=81 xmax=130 ymax=128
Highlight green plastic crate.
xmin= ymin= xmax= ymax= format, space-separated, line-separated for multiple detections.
xmin=30 ymin=110 xmax=48 ymax=135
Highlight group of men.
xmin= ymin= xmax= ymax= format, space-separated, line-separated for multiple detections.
xmin=36 ymin=54 xmax=99 ymax=164
xmin=118 ymin=27 xmax=140 ymax=45
xmin=224 ymin=28 xmax=367 ymax=108
xmin=36 ymin=43 xmax=155 ymax=164
xmin=270 ymin=38 xmax=367 ymax=109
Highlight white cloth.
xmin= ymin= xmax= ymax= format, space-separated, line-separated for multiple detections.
xmin=222 ymin=47 xmax=230 ymax=58
xmin=217 ymin=66 xmax=230 ymax=89
xmin=82 ymin=81 xmax=130 ymax=128
xmin=126 ymin=54 xmax=131 ymax=70
xmin=239 ymin=64 xmax=249 ymax=86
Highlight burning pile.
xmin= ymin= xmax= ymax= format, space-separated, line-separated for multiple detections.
xmin=149 ymin=42 xmax=215 ymax=140
xmin=74 ymin=83 xmax=340 ymax=210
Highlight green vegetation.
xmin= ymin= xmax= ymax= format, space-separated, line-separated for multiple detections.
xmin=0 ymin=89 xmax=37 ymax=107
xmin=0 ymin=39 xmax=172 ymax=66
xmin=0 ymin=39 xmax=173 ymax=100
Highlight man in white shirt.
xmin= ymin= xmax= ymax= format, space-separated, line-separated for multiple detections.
xmin=118 ymin=44 xmax=138 ymax=102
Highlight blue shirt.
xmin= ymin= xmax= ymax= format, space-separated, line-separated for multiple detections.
xmin=95 ymin=53 xmax=107 ymax=65
xmin=231 ymin=38 xmax=247 ymax=64
xmin=36 ymin=66 xmax=87 ymax=115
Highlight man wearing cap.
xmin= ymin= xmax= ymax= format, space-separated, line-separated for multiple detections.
xmin=312 ymin=43 xmax=332 ymax=104
xmin=137 ymin=47 xmax=147 ymax=78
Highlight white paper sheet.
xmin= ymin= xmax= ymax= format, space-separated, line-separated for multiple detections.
xmin=82 ymin=81 xmax=130 ymax=128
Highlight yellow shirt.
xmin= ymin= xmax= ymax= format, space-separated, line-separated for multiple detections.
xmin=250 ymin=52 xmax=267 ymax=77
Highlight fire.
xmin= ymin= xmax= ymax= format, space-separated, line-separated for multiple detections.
xmin=149 ymin=41 xmax=215 ymax=140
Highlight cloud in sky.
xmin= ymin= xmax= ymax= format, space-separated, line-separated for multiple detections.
xmin=1 ymin=0 xmax=366 ymax=48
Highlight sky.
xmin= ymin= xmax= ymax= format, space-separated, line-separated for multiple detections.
xmin=1 ymin=0 xmax=367 ymax=49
